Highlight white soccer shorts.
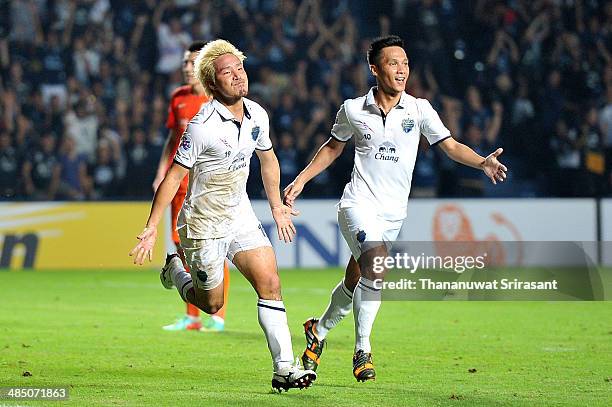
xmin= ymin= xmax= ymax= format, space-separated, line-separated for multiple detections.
xmin=337 ymin=205 xmax=403 ymax=260
xmin=178 ymin=220 xmax=271 ymax=291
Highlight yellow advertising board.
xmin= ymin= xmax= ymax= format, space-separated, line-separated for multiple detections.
xmin=0 ymin=202 xmax=167 ymax=269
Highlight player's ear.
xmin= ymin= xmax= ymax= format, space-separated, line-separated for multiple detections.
xmin=369 ymin=64 xmax=378 ymax=77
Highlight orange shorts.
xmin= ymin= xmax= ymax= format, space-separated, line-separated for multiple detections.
xmin=171 ymin=176 xmax=189 ymax=245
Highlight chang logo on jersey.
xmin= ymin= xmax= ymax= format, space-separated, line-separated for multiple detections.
xmin=402 ymin=118 xmax=415 ymax=133
xmin=375 ymin=141 xmax=399 ymax=163
xmin=229 ymin=152 xmax=247 ymax=171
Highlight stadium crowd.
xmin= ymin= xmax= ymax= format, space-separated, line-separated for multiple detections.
xmin=0 ymin=0 xmax=611 ymax=200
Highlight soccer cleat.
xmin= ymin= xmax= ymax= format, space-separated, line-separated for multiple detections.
xmin=200 ymin=316 xmax=225 ymax=332
xmin=353 ymin=350 xmax=376 ymax=382
xmin=162 ymin=316 xmax=202 ymax=331
xmin=301 ymin=318 xmax=325 ymax=371
xmin=160 ymin=253 xmax=180 ymax=289
xmin=271 ymin=362 xmax=317 ymax=392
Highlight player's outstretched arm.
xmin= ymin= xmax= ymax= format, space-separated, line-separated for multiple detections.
xmin=129 ymin=163 xmax=188 ymax=264
xmin=437 ymin=137 xmax=508 ymax=184
xmin=283 ymin=137 xmax=346 ymax=206
xmin=256 ymin=148 xmax=299 ymax=243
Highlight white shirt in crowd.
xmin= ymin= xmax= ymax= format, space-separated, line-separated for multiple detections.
xmin=174 ymin=98 xmax=272 ymax=239
xmin=332 ymin=87 xmax=451 ymax=221
xmin=156 ymin=24 xmax=192 ymax=74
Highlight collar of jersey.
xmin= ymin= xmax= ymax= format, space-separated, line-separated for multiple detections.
xmin=212 ymin=98 xmax=252 ymax=121
xmin=365 ymin=87 xmax=408 ymax=109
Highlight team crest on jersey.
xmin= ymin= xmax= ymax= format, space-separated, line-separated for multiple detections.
xmin=251 ymin=125 xmax=260 ymax=141
xmin=180 ymin=133 xmax=192 ymax=151
xmin=401 ymin=118 xmax=415 ymax=133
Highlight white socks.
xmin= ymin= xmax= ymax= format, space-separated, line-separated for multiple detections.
xmin=168 ymin=257 xmax=193 ymax=302
xmin=352 ymin=277 xmax=381 ymax=353
xmin=316 ymin=279 xmax=353 ymax=339
xmin=257 ymin=299 xmax=294 ymax=372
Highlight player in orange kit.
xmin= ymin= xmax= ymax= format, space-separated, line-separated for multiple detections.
xmin=153 ymin=41 xmax=230 ymax=332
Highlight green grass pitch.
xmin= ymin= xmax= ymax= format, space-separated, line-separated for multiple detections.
xmin=0 ymin=268 xmax=611 ymax=406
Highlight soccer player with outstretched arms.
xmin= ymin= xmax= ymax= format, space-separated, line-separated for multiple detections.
xmin=154 ymin=41 xmax=230 ymax=333
xmin=284 ymin=35 xmax=507 ymax=382
xmin=131 ymin=39 xmax=316 ymax=391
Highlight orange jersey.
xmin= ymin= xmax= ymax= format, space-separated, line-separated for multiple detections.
xmin=165 ymin=85 xmax=209 ymax=168
xmin=166 ymin=85 xmax=208 ymax=243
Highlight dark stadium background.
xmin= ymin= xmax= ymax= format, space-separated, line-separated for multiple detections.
xmin=1 ymin=0 xmax=611 ymax=201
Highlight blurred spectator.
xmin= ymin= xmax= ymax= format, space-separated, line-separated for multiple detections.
xmin=487 ymin=29 xmax=520 ymax=76
xmin=9 ymin=0 xmax=43 ymax=44
xmin=456 ymin=101 xmax=503 ymax=197
xmin=89 ymin=139 xmax=122 ymax=199
xmin=0 ymin=131 xmax=20 ymax=199
xmin=39 ymin=29 xmax=69 ymax=106
xmin=539 ymin=70 xmax=565 ymax=136
xmin=277 ymin=132 xmax=301 ymax=189
xmin=22 ymin=131 xmax=61 ymax=200
xmin=123 ymin=128 xmax=157 ymax=199
xmin=154 ymin=5 xmax=192 ymax=77
xmin=58 ymin=134 xmax=90 ymax=200
xmin=463 ymin=85 xmax=491 ymax=133
xmin=411 ymin=138 xmax=438 ymax=198
xmin=64 ymin=100 xmax=99 ymax=162
xmin=456 ymin=123 xmax=489 ymax=197
xmin=550 ymin=119 xmax=582 ymax=197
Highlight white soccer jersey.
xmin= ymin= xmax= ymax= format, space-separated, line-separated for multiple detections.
xmin=174 ymin=98 xmax=272 ymax=239
xmin=333 ymin=87 xmax=451 ymax=220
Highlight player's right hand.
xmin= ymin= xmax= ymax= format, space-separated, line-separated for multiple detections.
xmin=283 ymin=180 xmax=304 ymax=207
xmin=129 ymin=227 xmax=158 ymax=265
xmin=271 ymin=205 xmax=299 ymax=243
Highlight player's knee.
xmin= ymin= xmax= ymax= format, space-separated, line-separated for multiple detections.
xmin=254 ymin=273 xmax=281 ymax=299
xmin=191 ymin=291 xmax=224 ymax=314
xmin=200 ymin=300 xmax=224 ymax=315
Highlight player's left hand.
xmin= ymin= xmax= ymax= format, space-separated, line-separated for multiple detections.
xmin=129 ymin=227 xmax=158 ymax=265
xmin=482 ymin=148 xmax=508 ymax=185
xmin=271 ymin=204 xmax=299 ymax=243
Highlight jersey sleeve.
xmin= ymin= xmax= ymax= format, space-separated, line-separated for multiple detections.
xmin=173 ymin=123 xmax=207 ymax=169
xmin=418 ymin=99 xmax=451 ymax=146
xmin=255 ymin=111 xmax=272 ymax=151
xmin=330 ymin=102 xmax=354 ymax=142
xmin=165 ymin=97 xmax=176 ymax=130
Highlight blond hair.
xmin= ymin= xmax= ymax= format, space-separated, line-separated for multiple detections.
xmin=194 ymin=39 xmax=246 ymax=98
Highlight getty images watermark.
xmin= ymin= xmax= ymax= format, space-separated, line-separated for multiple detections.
xmin=372 ymin=252 xmax=558 ymax=291
xmin=373 ymin=252 xmax=488 ymax=274
xmin=362 ymin=241 xmax=609 ymax=301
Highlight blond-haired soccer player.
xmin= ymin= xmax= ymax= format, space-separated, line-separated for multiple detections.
xmin=130 ymin=39 xmax=316 ymax=391
xmin=154 ymin=40 xmax=231 ymax=333
xmin=284 ymin=35 xmax=507 ymax=382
